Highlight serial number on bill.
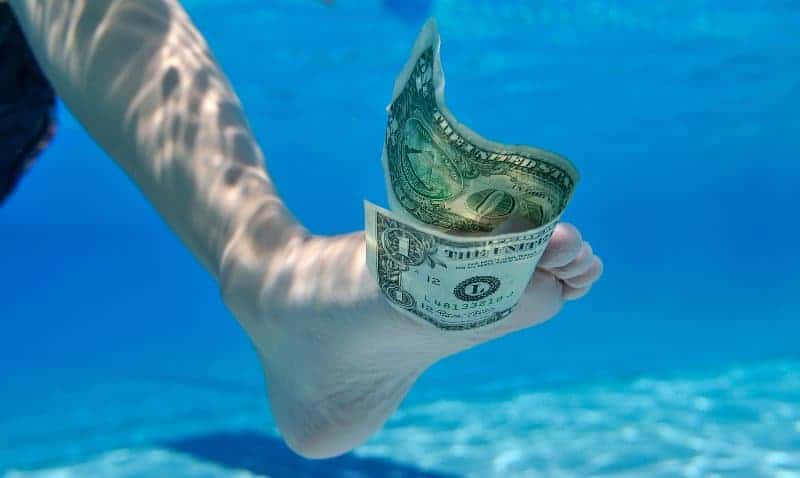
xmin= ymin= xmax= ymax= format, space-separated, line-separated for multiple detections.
xmin=422 ymin=293 xmax=515 ymax=312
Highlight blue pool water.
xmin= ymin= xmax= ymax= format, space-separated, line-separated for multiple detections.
xmin=1 ymin=0 xmax=799 ymax=476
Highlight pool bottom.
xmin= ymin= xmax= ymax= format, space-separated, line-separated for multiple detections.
xmin=3 ymin=359 xmax=798 ymax=478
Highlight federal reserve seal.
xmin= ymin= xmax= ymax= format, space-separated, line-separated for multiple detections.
xmin=453 ymin=275 xmax=501 ymax=302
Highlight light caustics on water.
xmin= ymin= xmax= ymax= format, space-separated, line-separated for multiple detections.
xmin=3 ymin=0 xmax=798 ymax=476
xmin=5 ymin=361 xmax=800 ymax=477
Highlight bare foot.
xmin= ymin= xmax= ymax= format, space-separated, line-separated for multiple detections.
xmin=220 ymin=221 xmax=602 ymax=458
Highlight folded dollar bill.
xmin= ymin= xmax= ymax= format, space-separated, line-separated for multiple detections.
xmin=366 ymin=18 xmax=579 ymax=331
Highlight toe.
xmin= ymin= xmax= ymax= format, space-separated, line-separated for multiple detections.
xmin=562 ymin=283 xmax=591 ymax=301
xmin=551 ymin=242 xmax=594 ymax=280
xmin=538 ymin=222 xmax=582 ymax=269
xmin=564 ymin=256 xmax=603 ymax=289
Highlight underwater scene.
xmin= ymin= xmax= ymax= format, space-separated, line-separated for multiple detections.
xmin=2 ymin=0 xmax=799 ymax=476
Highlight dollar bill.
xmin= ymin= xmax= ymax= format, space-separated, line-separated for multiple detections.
xmin=366 ymin=202 xmax=556 ymax=330
xmin=365 ymin=19 xmax=579 ymax=330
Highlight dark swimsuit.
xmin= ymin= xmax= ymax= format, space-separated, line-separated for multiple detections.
xmin=0 ymin=3 xmax=56 ymax=205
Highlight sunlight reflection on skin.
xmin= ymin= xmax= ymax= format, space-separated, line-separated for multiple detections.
xmin=9 ymin=0 xmax=602 ymax=458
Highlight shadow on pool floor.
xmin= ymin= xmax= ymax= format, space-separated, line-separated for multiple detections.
xmin=162 ymin=430 xmax=459 ymax=478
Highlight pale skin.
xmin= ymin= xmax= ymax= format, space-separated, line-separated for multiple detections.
xmin=9 ymin=0 xmax=602 ymax=459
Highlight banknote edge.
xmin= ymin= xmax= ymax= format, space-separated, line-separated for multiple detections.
xmin=364 ymin=199 xmax=379 ymax=281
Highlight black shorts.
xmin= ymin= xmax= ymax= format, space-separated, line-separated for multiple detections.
xmin=0 ymin=3 xmax=56 ymax=205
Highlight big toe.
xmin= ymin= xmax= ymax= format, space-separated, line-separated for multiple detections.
xmin=539 ymin=222 xmax=582 ymax=269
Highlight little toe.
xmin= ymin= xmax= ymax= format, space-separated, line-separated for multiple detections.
xmin=564 ymin=257 xmax=603 ymax=289
xmin=562 ymin=283 xmax=591 ymax=301
xmin=538 ymin=223 xmax=582 ymax=269
xmin=552 ymin=242 xmax=593 ymax=279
